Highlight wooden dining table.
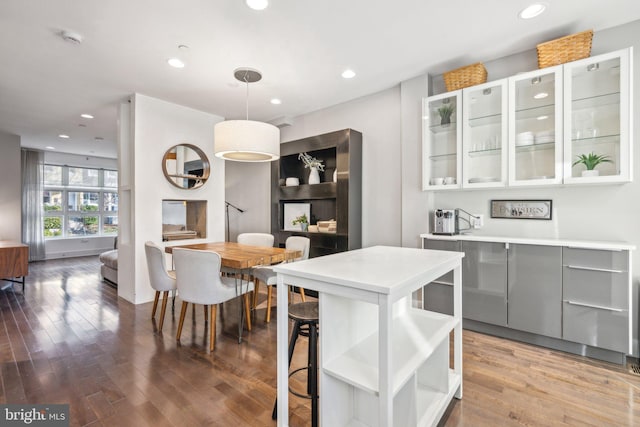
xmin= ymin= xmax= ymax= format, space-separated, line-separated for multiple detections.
xmin=164 ymin=241 xmax=302 ymax=342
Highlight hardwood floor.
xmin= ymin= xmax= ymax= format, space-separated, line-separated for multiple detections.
xmin=0 ymin=256 xmax=638 ymax=426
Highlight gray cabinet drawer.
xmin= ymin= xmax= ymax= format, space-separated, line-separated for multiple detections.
xmin=423 ymin=282 xmax=453 ymax=316
xmin=563 ymin=267 xmax=628 ymax=309
xmin=563 ymin=301 xmax=629 ymax=354
xmin=563 ymin=247 xmax=628 ymax=271
xmin=424 ymin=239 xmax=460 ymax=285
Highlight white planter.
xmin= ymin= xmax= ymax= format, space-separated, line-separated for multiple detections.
xmin=581 ymin=170 xmax=600 ymax=177
xmin=309 ymin=167 xmax=320 ymax=184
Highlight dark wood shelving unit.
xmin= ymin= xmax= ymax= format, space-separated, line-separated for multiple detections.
xmin=271 ymin=129 xmax=362 ymax=258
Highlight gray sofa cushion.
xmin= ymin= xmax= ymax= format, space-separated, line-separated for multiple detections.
xmin=99 ymin=249 xmax=118 ymax=270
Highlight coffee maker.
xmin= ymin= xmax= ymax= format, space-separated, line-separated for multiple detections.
xmin=433 ymin=209 xmax=459 ymax=235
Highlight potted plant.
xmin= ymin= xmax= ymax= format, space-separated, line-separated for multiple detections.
xmin=292 ymin=213 xmax=309 ymax=231
xmin=437 ymin=103 xmax=455 ymax=125
xmin=298 ymin=152 xmax=325 ymax=184
xmin=572 ymin=152 xmax=613 ymax=177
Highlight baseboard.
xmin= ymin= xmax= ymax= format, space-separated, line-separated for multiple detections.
xmin=45 ymin=249 xmax=107 ymax=260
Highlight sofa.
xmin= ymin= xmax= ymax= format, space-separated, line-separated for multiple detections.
xmin=100 ymin=237 xmax=118 ymax=286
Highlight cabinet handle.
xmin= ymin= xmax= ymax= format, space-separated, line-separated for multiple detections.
xmin=565 ymin=265 xmax=624 ymax=274
xmin=564 ymin=300 xmax=624 ymax=312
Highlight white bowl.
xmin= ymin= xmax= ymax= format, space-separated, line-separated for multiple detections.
xmin=285 ymin=177 xmax=300 ymax=186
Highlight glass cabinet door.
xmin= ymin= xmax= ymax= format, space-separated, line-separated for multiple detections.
xmin=563 ymin=48 xmax=632 ymax=184
xmin=508 ymin=66 xmax=563 ymax=186
xmin=462 ymin=79 xmax=508 ymax=188
xmin=422 ymin=91 xmax=462 ymax=190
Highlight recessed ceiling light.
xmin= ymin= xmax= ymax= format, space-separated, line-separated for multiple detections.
xmin=168 ymin=58 xmax=185 ymax=68
xmin=45 ymin=146 xmax=55 ymax=150
xmin=519 ymin=3 xmax=547 ymax=19
xmin=94 ymin=137 xmax=104 ymax=141
xmin=342 ymin=69 xmax=356 ymax=79
xmin=537 ymin=115 xmax=549 ymax=120
xmin=270 ymin=98 xmax=282 ymax=105
xmin=80 ymin=113 xmax=94 ymax=119
xmin=533 ymin=92 xmax=549 ymax=99
xmin=246 ymin=0 xmax=268 ymax=10
xmin=78 ymin=123 xmax=87 ymax=128
xmin=58 ymin=134 xmax=70 ymax=139
xmin=60 ymin=30 xmax=83 ymax=44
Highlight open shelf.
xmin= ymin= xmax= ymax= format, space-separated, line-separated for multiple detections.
xmin=323 ymin=309 xmax=458 ymax=396
xmin=416 ymin=371 xmax=462 ymax=427
xmin=279 ymin=182 xmax=337 ymax=200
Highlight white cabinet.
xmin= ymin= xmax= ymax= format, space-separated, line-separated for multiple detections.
xmin=508 ymin=66 xmax=564 ymax=186
xmin=422 ymin=91 xmax=462 ymax=190
xmin=423 ymin=48 xmax=633 ymax=190
xmin=274 ymin=246 xmax=464 ymax=427
xmin=462 ymin=80 xmax=508 ymax=188
xmin=563 ymin=48 xmax=633 ymax=184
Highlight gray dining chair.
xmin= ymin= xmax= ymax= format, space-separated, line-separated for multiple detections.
xmin=144 ymin=241 xmax=177 ymax=332
xmin=253 ymin=236 xmax=310 ymax=322
xmin=173 ymin=247 xmax=254 ymax=352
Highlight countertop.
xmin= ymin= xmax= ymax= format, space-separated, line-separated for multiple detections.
xmin=273 ymin=245 xmax=464 ymax=295
xmin=420 ymin=233 xmax=636 ymax=251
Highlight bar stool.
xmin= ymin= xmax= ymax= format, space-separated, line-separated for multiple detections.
xmin=272 ymin=301 xmax=319 ymax=427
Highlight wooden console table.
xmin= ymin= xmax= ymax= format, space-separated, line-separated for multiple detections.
xmin=274 ymin=245 xmax=464 ymax=426
xmin=0 ymin=241 xmax=29 ymax=294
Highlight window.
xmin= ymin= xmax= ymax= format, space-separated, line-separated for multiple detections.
xmin=42 ymin=165 xmax=118 ymax=238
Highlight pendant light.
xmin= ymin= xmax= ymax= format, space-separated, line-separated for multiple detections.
xmin=214 ymin=68 xmax=280 ymax=162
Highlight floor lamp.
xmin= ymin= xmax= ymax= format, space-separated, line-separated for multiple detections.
xmin=225 ymin=201 xmax=245 ymax=242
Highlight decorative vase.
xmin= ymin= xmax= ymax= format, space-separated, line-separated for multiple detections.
xmin=308 ymin=167 xmax=320 ymax=185
xmin=300 ymin=223 xmax=308 ymax=232
xmin=581 ymin=169 xmax=599 ymax=177
xmin=333 ymin=169 xmax=337 ymax=183
xmin=440 ymin=115 xmax=451 ymax=126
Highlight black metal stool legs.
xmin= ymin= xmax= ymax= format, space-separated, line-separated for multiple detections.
xmin=272 ymin=317 xmax=319 ymax=427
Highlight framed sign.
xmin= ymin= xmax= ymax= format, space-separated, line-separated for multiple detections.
xmin=283 ymin=203 xmax=311 ymax=231
xmin=490 ymin=200 xmax=552 ymax=220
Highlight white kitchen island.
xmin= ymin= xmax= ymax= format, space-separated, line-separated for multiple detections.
xmin=273 ymin=246 xmax=464 ymax=427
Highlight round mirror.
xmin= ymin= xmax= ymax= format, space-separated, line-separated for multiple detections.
xmin=162 ymin=144 xmax=211 ymax=189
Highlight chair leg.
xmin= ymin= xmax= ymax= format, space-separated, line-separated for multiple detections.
xmin=243 ymin=293 xmax=252 ymax=331
xmin=272 ymin=320 xmax=302 ymax=420
xmin=177 ymin=302 xmax=188 ymax=341
xmin=158 ymin=291 xmax=169 ymax=331
xmin=151 ymin=291 xmax=160 ymax=318
xmin=265 ymin=285 xmax=273 ymax=323
xmin=300 ymin=287 xmax=306 ymax=302
xmin=204 ymin=305 xmax=208 ymax=322
xmin=253 ymin=280 xmax=260 ymax=308
xmin=210 ymin=305 xmax=217 ymax=352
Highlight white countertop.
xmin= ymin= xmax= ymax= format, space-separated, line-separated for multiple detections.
xmin=420 ymin=233 xmax=636 ymax=251
xmin=273 ymin=245 xmax=464 ymax=295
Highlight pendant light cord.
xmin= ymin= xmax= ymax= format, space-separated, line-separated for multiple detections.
xmin=244 ymin=73 xmax=250 ymax=120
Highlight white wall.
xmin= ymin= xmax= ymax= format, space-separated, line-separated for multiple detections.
xmin=0 ymin=131 xmax=22 ymax=241
xmin=118 ymin=94 xmax=225 ymax=304
xmin=225 ymin=161 xmax=271 ymax=242
xmin=282 ymin=88 xmax=403 ymax=247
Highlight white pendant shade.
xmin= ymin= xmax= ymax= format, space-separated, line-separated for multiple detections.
xmin=214 ymin=119 xmax=280 ymax=162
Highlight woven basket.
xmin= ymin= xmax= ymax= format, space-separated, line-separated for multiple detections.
xmin=443 ymin=63 xmax=487 ymax=92
xmin=537 ymin=30 xmax=593 ymax=68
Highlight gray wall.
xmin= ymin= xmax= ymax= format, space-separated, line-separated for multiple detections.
xmin=0 ymin=131 xmax=22 ymax=242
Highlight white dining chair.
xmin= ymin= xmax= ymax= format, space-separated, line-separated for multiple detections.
xmin=237 ymin=232 xmax=275 ymax=247
xmin=144 ymin=241 xmax=177 ymax=332
xmin=173 ymin=248 xmax=254 ymax=352
xmin=253 ymin=236 xmax=310 ymax=322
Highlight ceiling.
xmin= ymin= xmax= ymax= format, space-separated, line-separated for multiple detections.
xmin=1 ymin=1 xmax=639 ymax=159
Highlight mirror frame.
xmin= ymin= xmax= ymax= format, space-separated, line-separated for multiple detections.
xmin=162 ymin=144 xmax=211 ymax=189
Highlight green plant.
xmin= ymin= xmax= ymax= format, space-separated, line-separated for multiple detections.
xmin=572 ymin=152 xmax=613 ymax=170
xmin=291 ymin=213 xmax=308 ymax=226
xmin=437 ymin=103 xmax=455 ymax=119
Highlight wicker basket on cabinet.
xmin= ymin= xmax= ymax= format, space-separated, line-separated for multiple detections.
xmin=443 ymin=62 xmax=487 ymax=91
xmin=536 ymin=30 xmax=593 ymax=68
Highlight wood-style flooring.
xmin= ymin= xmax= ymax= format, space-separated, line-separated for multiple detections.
xmin=0 ymin=256 xmax=638 ymax=426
